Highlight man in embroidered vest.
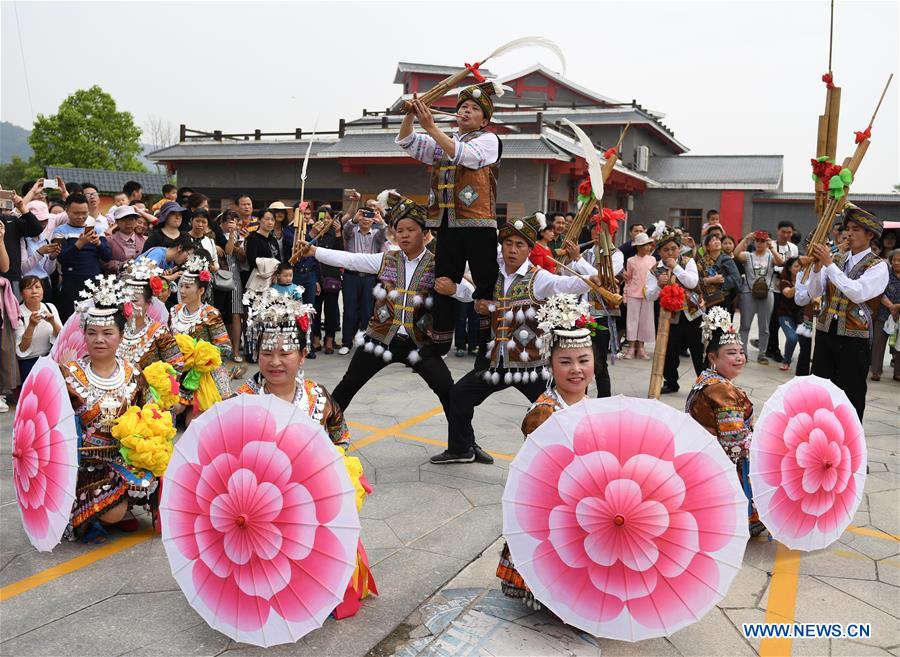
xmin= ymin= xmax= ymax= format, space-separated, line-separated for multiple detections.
xmin=645 ymin=226 xmax=703 ymax=394
xmin=396 ymin=82 xmax=502 ymax=356
xmin=429 ymin=213 xmax=603 ymax=465
xmin=796 ymin=204 xmax=888 ymax=419
xmin=296 ymin=192 xmax=469 ymax=413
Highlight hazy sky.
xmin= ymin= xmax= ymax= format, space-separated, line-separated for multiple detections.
xmin=2 ymin=0 xmax=897 ymax=193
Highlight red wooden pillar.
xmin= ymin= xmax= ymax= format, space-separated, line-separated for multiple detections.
xmin=719 ymin=191 xmax=745 ymax=237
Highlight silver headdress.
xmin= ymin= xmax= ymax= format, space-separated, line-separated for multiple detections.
xmin=181 ymin=254 xmax=210 ymax=283
xmin=536 ymin=293 xmax=595 ymax=358
xmin=246 ymin=288 xmax=316 ymax=354
xmin=701 ymin=306 xmax=741 ymax=349
xmin=76 ymin=275 xmax=129 ymax=328
xmin=121 ymin=257 xmax=163 ymax=288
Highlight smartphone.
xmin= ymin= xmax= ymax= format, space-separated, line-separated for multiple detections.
xmin=0 ymin=190 xmax=14 ymax=211
xmin=43 ymin=178 xmax=59 ymax=190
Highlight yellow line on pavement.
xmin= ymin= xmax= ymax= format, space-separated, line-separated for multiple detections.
xmin=346 ymin=406 xmax=444 ymax=452
xmin=0 ymin=529 xmax=154 ymax=602
xmin=759 ymin=542 xmax=801 ymax=657
xmin=393 ymin=431 xmax=515 ymax=461
xmin=846 ymin=525 xmax=900 ymax=542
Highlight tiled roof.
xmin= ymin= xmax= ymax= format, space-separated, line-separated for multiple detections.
xmin=44 ymin=166 xmax=169 ymax=194
xmin=754 ymin=192 xmax=900 ymax=204
xmin=649 ymin=155 xmax=783 ymax=189
xmin=148 ymin=141 xmax=331 ymax=161
xmin=394 ymin=62 xmax=495 ymax=83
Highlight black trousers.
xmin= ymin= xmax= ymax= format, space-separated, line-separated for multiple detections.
xmin=664 ymin=313 xmax=704 ymax=387
xmin=811 ymin=325 xmax=869 ymax=420
xmin=431 ymin=218 xmax=500 ymax=355
xmin=766 ymin=292 xmax=784 ymax=357
xmin=796 ymin=335 xmax=812 ymax=376
xmin=331 ymin=335 xmax=454 ymax=413
xmin=592 ymin=320 xmax=612 ymax=398
xmin=446 ymin=357 xmax=545 ymax=454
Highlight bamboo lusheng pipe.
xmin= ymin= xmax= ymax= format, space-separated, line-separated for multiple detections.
xmin=825 ymin=87 xmax=842 ymax=161
xmin=647 ymin=311 xmax=671 ymax=399
xmin=548 ymin=257 xmax=623 ymax=308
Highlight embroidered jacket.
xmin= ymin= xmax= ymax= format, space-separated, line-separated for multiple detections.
xmin=685 ymin=369 xmax=753 ymax=463
xmin=488 ymin=265 xmax=543 ymax=370
xmin=817 ymin=251 xmax=884 ymax=338
xmin=118 ymin=320 xmax=184 ymax=372
xmin=237 ymin=373 xmax=350 ymax=448
xmin=427 ymin=130 xmax=500 ymax=229
xmin=367 ymin=249 xmax=436 ymax=348
xmin=169 ymin=303 xmax=232 ymax=358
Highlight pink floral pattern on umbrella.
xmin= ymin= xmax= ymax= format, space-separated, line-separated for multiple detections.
xmin=162 ymin=397 xmax=360 ymax=646
xmin=504 ymin=398 xmax=747 ymax=640
xmin=49 ymin=313 xmax=86 ymax=365
xmin=751 ymin=378 xmax=866 ymax=550
xmin=12 ymin=357 xmax=78 ymax=552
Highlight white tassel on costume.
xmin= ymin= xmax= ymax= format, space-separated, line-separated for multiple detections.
xmin=412 ymin=295 xmax=423 ymax=307
xmin=535 ymin=338 xmax=543 ymax=351
xmin=407 ymin=349 xmax=422 ymax=365
xmin=503 ymin=372 xmax=513 ymax=385
xmin=504 ymin=310 xmax=514 ymax=322
xmin=513 ymin=371 xmax=522 ymax=383
xmin=382 ymin=350 xmax=393 ymax=363
xmin=388 ymin=289 xmax=400 ymax=300
xmin=541 ymin=368 xmax=551 ymax=381
xmin=525 ymin=307 xmax=536 ymax=320
xmin=364 ymin=341 xmax=375 ymax=353
xmin=491 ymin=371 xmax=501 ymax=385
xmin=373 ymin=345 xmax=385 ymax=357
xmin=519 ymin=350 xmax=530 ymax=362
xmin=515 ymin=309 xmax=525 ymax=323
xmin=488 ymin=303 xmax=497 ymax=313
xmin=486 ymin=340 xmax=496 ymax=352
xmin=424 ymin=296 xmax=434 ymax=309
xmin=373 ymin=285 xmax=387 ymax=300
xmin=354 ymin=331 xmax=366 ymax=347
xmin=483 ymin=371 xmax=492 ymax=383
xmin=530 ymin=370 xmax=538 ymax=383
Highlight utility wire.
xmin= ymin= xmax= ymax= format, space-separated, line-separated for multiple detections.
xmin=13 ymin=1 xmax=35 ymax=123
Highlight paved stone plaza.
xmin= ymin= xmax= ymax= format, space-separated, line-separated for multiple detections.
xmin=1 ymin=336 xmax=898 ymax=657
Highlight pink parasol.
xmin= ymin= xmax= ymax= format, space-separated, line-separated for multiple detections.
xmin=12 ymin=357 xmax=79 ymax=552
xmin=146 ymin=297 xmax=169 ymax=325
xmin=751 ymin=375 xmax=866 ymax=551
xmin=503 ymin=396 xmax=748 ymax=640
xmin=49 ymin=313 xmax=86 ymax=365
xmin=160 ymin=394 xmax=361 ymax=647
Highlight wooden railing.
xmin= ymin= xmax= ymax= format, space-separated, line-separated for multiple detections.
xmin=178 ymin=121 xmax=346 ymax=143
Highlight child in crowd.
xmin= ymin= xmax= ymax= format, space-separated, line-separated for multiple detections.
xmin=271 ymin=262 xmax=303 ymax=300
xmin=622 ymin=232 xmax=656 ymax=359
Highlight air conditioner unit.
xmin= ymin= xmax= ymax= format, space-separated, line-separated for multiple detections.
xmin=636 ymin=145 xmax=650 ymax=172
xmin=626 ymin=194 xmax=635 ymax=211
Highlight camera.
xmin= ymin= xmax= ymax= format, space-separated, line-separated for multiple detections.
xmin=361 ymin=209 xmax=375 ymax=219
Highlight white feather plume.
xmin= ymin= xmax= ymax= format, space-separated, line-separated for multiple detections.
xmin=482 ymin=36 xmax=567 ymax=76
xmin=562 ymin=118 xmax=604 ymax=204
xmin=652 ymin=220 xmax=667 ymax=239
xmin=535 ymin=212 xmax=547 ymax=230
xmin=376 ymin=189 xmax=398 ymax=212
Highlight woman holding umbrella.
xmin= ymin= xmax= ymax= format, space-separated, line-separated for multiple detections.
xmin=236 ymin=288 xmax=377 ymax=618
xmin=685 ymin=307 xmax=765 ymax=536
xmin=61 ymin=275 xmax=152 ymax=543
xmin=496 ymin=293 xmax=596 ymax=610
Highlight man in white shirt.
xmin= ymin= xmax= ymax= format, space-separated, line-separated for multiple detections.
xmin=396 ymin=81 xmax=503 ymax=356
xmin=298 ymin=193 xmax=468 ymax=414
xmin=795 ymin=204 xmax=888 ymax=419
xmin=80 ymin=183 xmax=111 ymax=234
xmin=766 ymin=220 xmax=801 ymax=361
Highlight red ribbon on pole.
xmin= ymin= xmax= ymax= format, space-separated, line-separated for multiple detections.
xmin=603 ymin=147 xmax=617 ymax=159
xmin=464 ymin=62 xmax=486 ymax=83
xmin=595 ymin=207 xmax=626 ymax=235
xmin=854 ymin=126 xmax=871 ymax=144
xmin=822 ymin=72 xmax=835 ymax=89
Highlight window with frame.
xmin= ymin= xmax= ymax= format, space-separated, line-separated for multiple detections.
xmin=667 ymin=208 xmax=703 ymax=242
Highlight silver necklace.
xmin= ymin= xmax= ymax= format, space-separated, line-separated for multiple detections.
xmin=85 ymin=359 xmax=125 ymax=391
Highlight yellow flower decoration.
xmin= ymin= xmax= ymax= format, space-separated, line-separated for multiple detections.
xmin=336 ymin=445 xmax=369 ymax=512
xmin=111 ymin=403 xmax=178 ymax=476
xmin=142 ymin=361 xmax=180 ymax=411
xmin=175 ymin=335 xmax=223 ymax=411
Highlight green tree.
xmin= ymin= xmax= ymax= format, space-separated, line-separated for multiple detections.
xmin=0 ymin=155 xmax=43 ymax=192
xmin=28 ymin=86 xmax=146 ymax=172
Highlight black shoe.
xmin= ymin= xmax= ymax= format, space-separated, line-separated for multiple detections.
xmin=660 ymin=383 xmax=680 ymax=395
xmin=455 ymin=349 xmax=466 ymax=358
xmin=473 ymin=444 xmax=495 ymax=465
xmin=765 ymin=351 xmax=783 ymax=363
xmin=429 ymin=449 xmax=475 ymax=464
xmin=306 ymin=350 xmax=317 ymax=359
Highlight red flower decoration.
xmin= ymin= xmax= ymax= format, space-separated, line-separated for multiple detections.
xmin=819 ymin=163 xmax=844 ymax=190
xmin=198 ymin=270 xmax=211 ymax=284
xmin=822 ymin=72 xmax=835 ymax=89
xmin=149 ymin=276 xmax=163 ymax=296
xmin=575 ymin=315 xmax=587 ymax=328
xmin=810 ymin=158 xmax=831 ymax=180
xmin=296 ymin=315 xmax=310 ymax=332
xmin=659 ymin=284 xmax=686 ymax=312
xmin=122 ymin=302 xmax=133 ymax=320
xmin=854 ymin=127 xmax=871 ymax=144
xmin=578 ymin=179 xmax=593 ymax=196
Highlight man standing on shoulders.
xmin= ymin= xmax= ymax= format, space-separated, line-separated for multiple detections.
xmin=396 ymin=81 xmax=503 ymax=355
xmin=796 ymin=204 xmax=888 ymax=420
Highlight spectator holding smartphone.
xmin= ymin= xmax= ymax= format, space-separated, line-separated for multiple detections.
xmin=55 ymin=193 xmax=112 ymax=321
xmin=339 ymin=202 xmax=386 ymax=355
xmin=15 ymin=275 xmax=62 ymax=381
xmin=1 ymin=180 xmax=44 ymax=295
